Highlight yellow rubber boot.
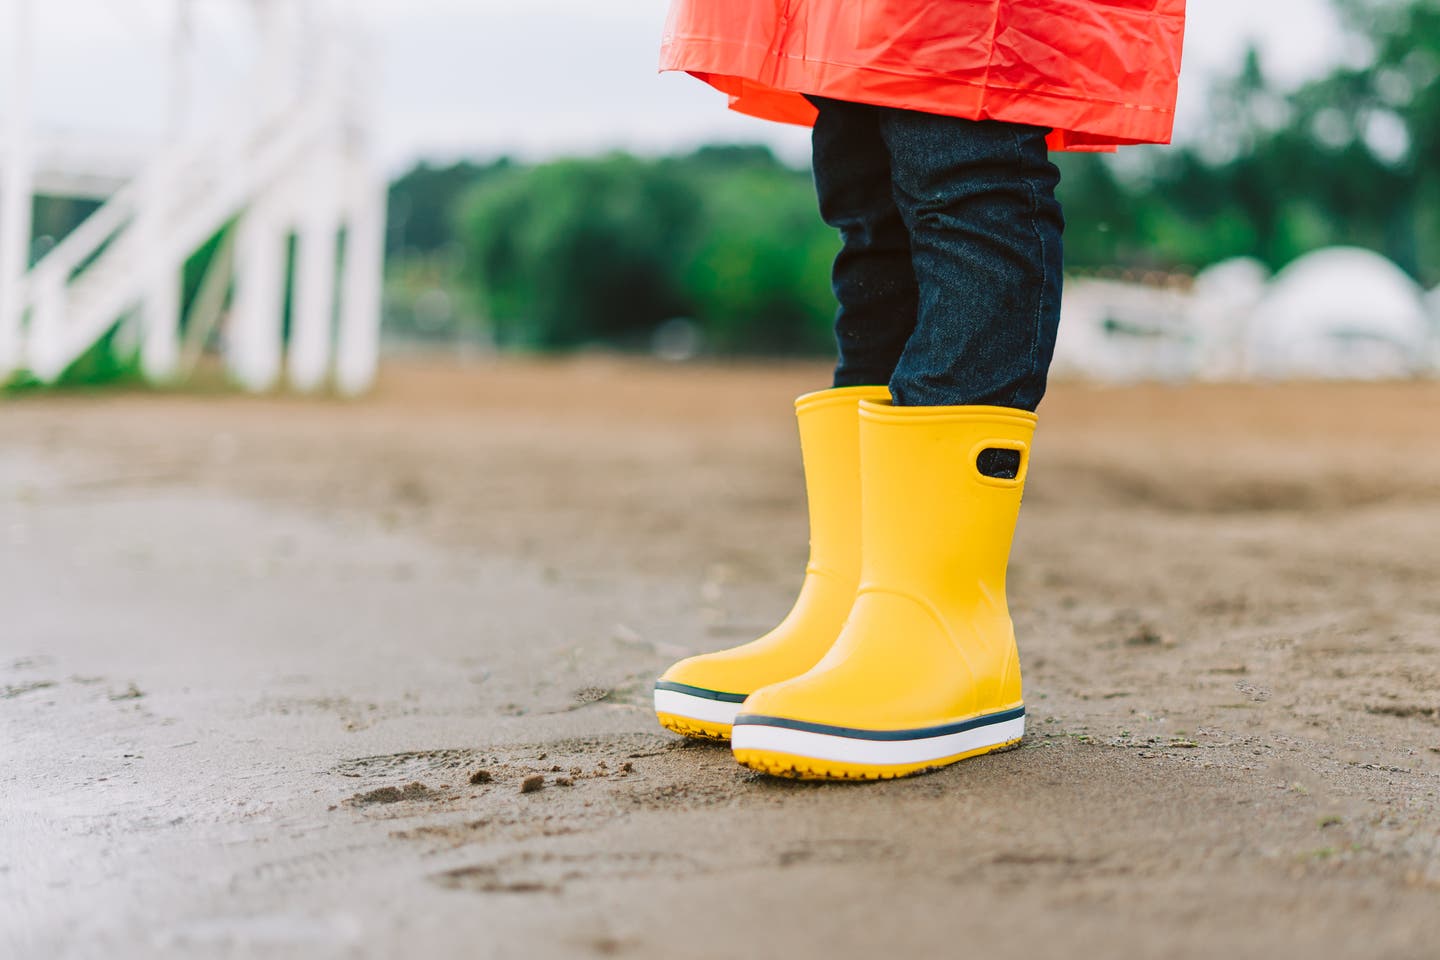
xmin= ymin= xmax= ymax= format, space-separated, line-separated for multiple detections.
xmin=731 ymin=400 xmax=1035 ymax=778
xmin=653 ymin=385 xmax=890 ymax=740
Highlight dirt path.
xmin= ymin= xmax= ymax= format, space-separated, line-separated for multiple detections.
xmin=4 ymin=358 xmax=1440 ymax=958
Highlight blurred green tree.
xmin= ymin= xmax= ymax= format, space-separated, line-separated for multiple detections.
xmin=460 ymin=154 xmax=702 ymax=349
xmin=457 ymin=148 xmax=838 ymax=353
xmin=668 ymin=153 xmax=837 ymax=353
xmin=388 ymin=159 xmax=515 ymax=257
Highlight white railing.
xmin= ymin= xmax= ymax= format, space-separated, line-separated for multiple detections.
xmin=0 ymin=0 xmax=385 ymax=394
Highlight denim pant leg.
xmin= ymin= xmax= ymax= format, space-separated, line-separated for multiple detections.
xmin=878 ymin=111 xmax=1064 ymax=411
xmin=807 ymin=96 xmax=919 ymax=388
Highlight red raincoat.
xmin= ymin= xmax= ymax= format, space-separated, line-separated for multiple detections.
xmin=660 ymin=1 xmax=1186 ymax=151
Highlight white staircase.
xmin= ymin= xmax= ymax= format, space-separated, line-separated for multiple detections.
xmin=0 ymin=0 xmax=386 ymax=394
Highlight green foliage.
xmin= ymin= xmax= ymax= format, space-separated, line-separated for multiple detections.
xmin=460 ymin=154 xmax=701 ymax=349
xmin=389 ymin=159 xmax=516 ymax=257
xmin=672 ymin=159 xmax=837 ymax=353
xmin=456 ymin=148 xmax=838 ymax=354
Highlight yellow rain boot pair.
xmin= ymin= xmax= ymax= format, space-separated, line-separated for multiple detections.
xmin=655 ymin=391 xmax=1035 ymax=781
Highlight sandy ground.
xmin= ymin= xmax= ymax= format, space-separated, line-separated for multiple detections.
xmin=4 ymin=357 xmax=1440 ymax=959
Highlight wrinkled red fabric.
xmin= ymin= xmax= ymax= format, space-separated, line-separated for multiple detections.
xmin=660 ymin=0 xmax=1186 ymax=151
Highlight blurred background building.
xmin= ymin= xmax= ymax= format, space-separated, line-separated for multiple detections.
xmin=1 ymin=0 xmax=1437 ymax=391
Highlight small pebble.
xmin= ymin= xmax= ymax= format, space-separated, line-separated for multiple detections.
xmin=468 ymin=769 xmax=492 ymax=785
xmin=351 ymin=782 xmax=432 ymax=805
xmin=520 ymin=774 xmax=545 ymax=794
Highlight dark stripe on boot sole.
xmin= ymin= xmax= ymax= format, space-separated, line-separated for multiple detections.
xmin=732 ymin=706 xmax=1025 ymax=741
xmin=653 ymin=680 xmax=749 ymax=704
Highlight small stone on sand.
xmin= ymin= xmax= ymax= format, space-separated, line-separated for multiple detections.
xmin=352 ymin=781 xmax=433 ymax=805
xmin=108 ymin=682 xmax=145 ymax=701
xmin=520 ymin=774 xmax=545 ymax=794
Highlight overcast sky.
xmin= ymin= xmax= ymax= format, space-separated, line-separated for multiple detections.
xmin=12 ymin=0 xmax=1357 ymax=171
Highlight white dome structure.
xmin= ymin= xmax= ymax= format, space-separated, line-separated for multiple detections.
xmin=1246 ymin=247 xmax=1430 ymax=379
xmin=1193 ymin=256 xmax=1271 ymax=302
xmin=1188 ymin=256 xmax=1270 ymax=380
xmin=1052 ymin=277 xmax=1192 ymax=382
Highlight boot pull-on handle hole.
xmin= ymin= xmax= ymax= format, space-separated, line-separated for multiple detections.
xmin=972 ymin=441 xmax=1028 ymax=486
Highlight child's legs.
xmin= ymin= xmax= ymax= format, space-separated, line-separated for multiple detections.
xmin=807 ymin=96 xmax=919 ymax=389
xmin=878 ymin=110 xmax=1063 ymax=411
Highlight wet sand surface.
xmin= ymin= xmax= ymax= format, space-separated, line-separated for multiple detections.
xmin=4 ymin=358 xmax=1440 ymax=958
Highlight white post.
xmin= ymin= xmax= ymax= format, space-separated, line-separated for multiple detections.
xmin=336 ymin=171 xmax=384 ymax=397
xmin=137 ymin=0 xmax=192 ymax=383
xmin=252 ymin=0 xmax=302 ymax=118
xmin=0 ymin=0 xmax=35 ymax=380
xmin=26 ymin=268 xmax=67 ymax=382
xmin=228 ymin=194 xmax=288 ymax=392
xmin=334 ymin=17 xmax=385 ymax=397
xmin=224 ymin=0 xmax=301 ymax=393
xmin=288 ymin=153 xmax=340 ymax=392
xmin=169 ymin=0 xmax=195 ymax=141
xmin=139 ymin=254 xmax=182 ymax=381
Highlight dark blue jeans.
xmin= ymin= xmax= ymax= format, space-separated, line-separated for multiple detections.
xmin=808 ymin=96 xmax=1064 ymax=411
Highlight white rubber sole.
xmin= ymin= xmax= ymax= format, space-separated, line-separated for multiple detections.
xmin=730 ymin=714 xmax=1025 ymax=767
xmin=653 ymin=688 xmax=743 ymax=727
